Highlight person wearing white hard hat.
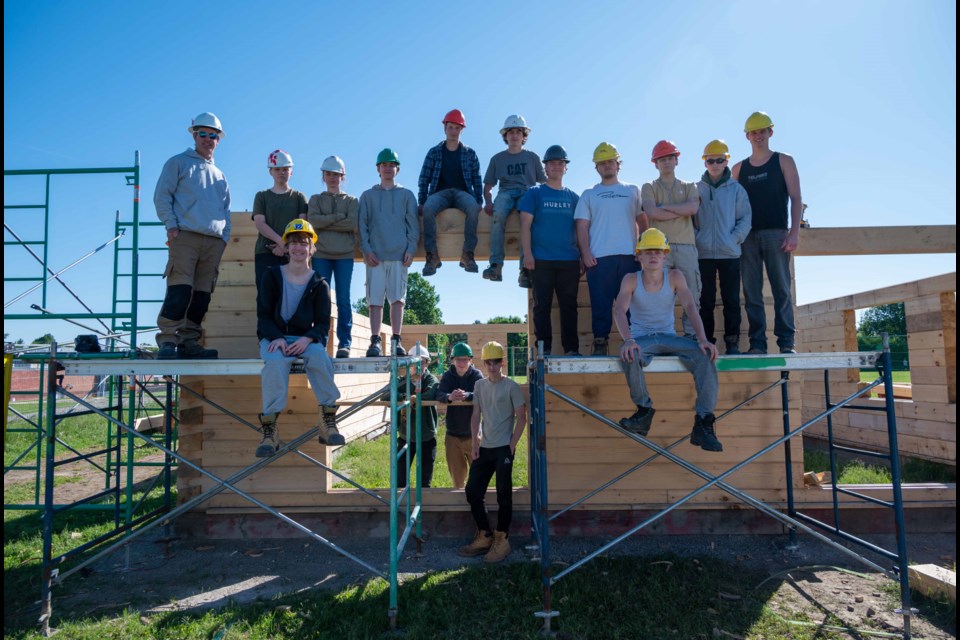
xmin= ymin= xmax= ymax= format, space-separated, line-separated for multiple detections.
xmin=481 ymin=115 xmax=546 ymax=286
xmin=153 ymin=112 xmax=231 ymax=360
xmin=308 ymin=156 xmax=359 ymax=359
xmin=253 ymin=150 xmax=308 ymax=294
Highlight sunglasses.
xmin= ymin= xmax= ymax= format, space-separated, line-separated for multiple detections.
xmin=705 ymin=158 xmax=727 ymax=165
xmin=196 ymin=131 xmax=221 ymax=140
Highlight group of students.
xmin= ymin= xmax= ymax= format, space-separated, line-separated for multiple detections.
xmin=151 ymin=107 xmax=803 ymax=562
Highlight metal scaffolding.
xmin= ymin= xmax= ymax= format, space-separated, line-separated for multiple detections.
xmin=528 ymin=340 xmax=914 ymax=638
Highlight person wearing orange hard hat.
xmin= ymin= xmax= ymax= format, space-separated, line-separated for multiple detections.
xmin=418 ymin=108 xmax=484 ymax=277
xmin=731 ymin=111 xmax=802 ymax=355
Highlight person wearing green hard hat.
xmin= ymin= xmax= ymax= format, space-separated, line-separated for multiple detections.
xmin=358 ymin=148 xmax=419 ymax=358
xmin=437 ymin=341 xmax=483 ymax=488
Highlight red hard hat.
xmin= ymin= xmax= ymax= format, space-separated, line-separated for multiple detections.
xmin=651 ymin=140 xmax=681 ymax=162
xmin=442 ymin=109 xmax=466 ymax=128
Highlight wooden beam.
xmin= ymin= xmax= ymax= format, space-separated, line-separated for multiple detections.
xmin=794 ymin=225 xmax=956 ymax=256
xmin=908 ymin=564 xmax=956 ymax=603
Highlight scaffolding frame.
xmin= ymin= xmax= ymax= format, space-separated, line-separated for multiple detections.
xmin=528 ymin=341 xmax=914 ymax=638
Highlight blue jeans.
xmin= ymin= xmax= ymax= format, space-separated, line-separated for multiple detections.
xmin=621 ymin=334 xmax=718 ymax=416
xmin=312 ymin=257 xmax=354 ymax=348
xmin=585 ymin=254 xmax=638 ymax=340
xmin=489 ymin=188 xmax=526 ymax=265
xmin=260 ymin=338 xmax=340 ymax=414
xmin=422 ymin=188 xmax=480 ymax=253
xmin=740 ymin=229 xmax=795 ymax=351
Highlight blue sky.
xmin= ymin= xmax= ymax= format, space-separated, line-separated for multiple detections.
xmin=4 ymin=0 xmax=956 ymax=345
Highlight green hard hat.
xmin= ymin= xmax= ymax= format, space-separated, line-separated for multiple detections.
xmin=451 ymin=342 xmax=473 ymax=358
xmin=376 ymin=148 xmax=400 ymax=165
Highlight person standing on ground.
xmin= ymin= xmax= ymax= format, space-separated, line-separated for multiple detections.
xmin=383 ymin=344 xmax=440 ymax=488
xmin=731 ymin=111 xmax=802 ymax=355
xmin=154 ymin=112 xmax=231 ymax=360
xmin=358 ymin=149 xmax=418 ymax=357
xmin=695 ymin=140 xmax=752 ymax=354
xmin=436 ymin=342 xmax=484 ymax=489
xmin=252 ymin=150 xmax=308 ymax=295
xmin=308 ymin=155 xmax=359 ymax=358
xmin=574 ymin=142 xmax=648 ymax=355
xmin=519 ymin=144 xmax=581 ymax=356
xmin=458 ymin=341 xmax=527 ymax=563
xmin=418 ymin=109 xmax=483 ymax=276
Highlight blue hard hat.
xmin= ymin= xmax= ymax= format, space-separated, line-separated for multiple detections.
xmin=543 ymin=144 xmax=570 ymax=163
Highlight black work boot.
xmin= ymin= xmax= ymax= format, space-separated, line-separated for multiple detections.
xmin=366 ymin=335 xmax=383 ymax=357
xmin=691 ymin=413 xmax=723 ymax=452
xmin=177 ymin=340 xmax=218 ymax=359
xmin=158 ymin=342 xmax=178 ymax=360
xmin=482 ymin=262 xmax=503 ymax=281
xmin=422 ymin=252 xmax=442 ymax=276
xmin=517 ymin=267 xmax=532 ymax=289
xmin=255 ymin=413 xmax=280 ymax=458
xmin=619 ymin=406 xmax=655 ymax=436
xmin=724 ymin=338 xmax=741 ymax=355
xmin=391 ymin=335 xmax=406 ymax=357
xmin=592 ymin=337 xmax=608 ymax=356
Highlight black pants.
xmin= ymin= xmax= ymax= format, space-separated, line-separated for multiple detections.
xmin=532 ymin=259 xmax=580 ymax=354
xmin=397 ymin=438 xmax=437 ymax=488
xmin=465 ymin=445 xmax=514 ymax=534
xmin=254 ymin=253 xmax=289 ymax=293
xmin=698 ymin=258 xmax=742 ymax=344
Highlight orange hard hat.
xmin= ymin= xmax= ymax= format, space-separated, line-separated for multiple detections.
xmin=651 ymin=140 xmax=681 ymax=162
xmin=442 ymin=109 xmax=466 ymax=128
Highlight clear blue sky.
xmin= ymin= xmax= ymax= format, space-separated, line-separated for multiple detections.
xmin=4 ymin=0 xmax=956 ymax=346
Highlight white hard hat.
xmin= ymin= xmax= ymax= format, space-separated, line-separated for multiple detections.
xmin=268 ymin=149 xmax=294 ymax=168
xmin=189 ymin=112 xmax=224 ymax=136
xmin=500 ymin=114 xmax=530 ymax=135
xmin=321 ymin=155 xmax=346 ymax=174
xmin=408 ymin=344 xmax=431 ymax=360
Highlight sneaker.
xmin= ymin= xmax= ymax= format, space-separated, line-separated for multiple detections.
xmin=391 ymin=336 xmax=406 ymax=357
xmin=619 ymin=406 xmax=655 ymax=436
xmin=457 ymin=530 xmax=493 ymax=557
xmin=459 ymin=251 xmax=478 ymax=273
xmin=422 ymin=252 xmax=442 ymax=277
xmin=517 ymin=268 xmax=532 ymax=289
xmin=780 ymin=346 xmax=797 ymax=354
xmin=318 ymin=405 xmax=345 ymax=446
xmin=483 ymin=531 xmax=511 ymax=563
xmin=336 ymin=346 xmax=351 ymax=359
xmin=177 ymin=340 xmax=218 ymax=359
xmin=157 ymin=342 xmax=178 ymax=360
xmin=746 ymin=346 xmax=767 ymax=355
xmin=366 ymin=335 xmax=383 ymax=357
xmin=255 ymin=414 xmax=280 ymax=458
xmin=592 ymin=337 xmax=608 ymax=356
xmin=482 ymin=262 xmax=503 ymax=281
xmin=690 ymin=413 xmax=723 ymax=452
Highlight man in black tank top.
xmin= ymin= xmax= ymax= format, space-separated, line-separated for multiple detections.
xmin=731 ymin=111 xmax=803 ymax=354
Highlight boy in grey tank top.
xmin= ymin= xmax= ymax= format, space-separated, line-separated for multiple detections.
xmin=612 ymin=228 xmax=723 ymax=451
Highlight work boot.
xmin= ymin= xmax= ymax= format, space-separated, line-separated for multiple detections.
xmin=724 ymin=340 xmax=741 ymax=355
xmin=158 ymin=342 xmax=178 ymax=360
xmin=422 ymin=252 xmax=442 ymax=277
xmin=255 ymin=413 xmax=280 ymax=458
xmin=457 ymin=530 xmax=493 ymax=557
xmin=318 ymin=405 xmax=345 ymax=446
xmin=177 ymin=340 xmax=218 ymax=359
xmin=336 ymin=345 xmax=351 ymax=359
xmin=366 ymin=335 xmax=383 ymax=357
xmin=483 ymin=531 xmax=511 ymax=563
xmin=746 ymin=346 xmax=766 ymax=355
xmin=780 ymin=346 xmax=798 ymax=354
xmin=564 ymin=350 xmax=581 ymax=357
xmin=482 ymin=262 xmax=503 ymax=281
xmin=459 ymin=251 xmax=478 ymax=273
xmin=592 ymin=337 xmax=608 ymax=356
xmin=517 ymin=267 xmax=532 ymax=289
xmin=690 ymin=413 xmax=723 ymax=452
xmin=391 ymin=335 xmax=406 ymax=357
xmin=619 ymin=406 xmax=655 ymax=436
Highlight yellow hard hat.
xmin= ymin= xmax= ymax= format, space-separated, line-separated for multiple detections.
xmin=592 ymin=142 xmax=621 ymax=164
xmin=702 ymin=139 xmax=730 ymax=159
xmin=635 ymin=228 xmax=671 ymax=254
xmin=480 ymin=341 xmax=505 ymax=360
xmin=281 ymin=218 xmax=318 ymax=244
xmin=744 ymin=111 xmax=774 ymax=133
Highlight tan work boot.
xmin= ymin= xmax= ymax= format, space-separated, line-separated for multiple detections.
xmin=318 ymin=405 xmax=346 ymax=446
xmin=459 ymin=251 xmax=478 ymax=273
xmin=457 ymin=530 xmax=493 ymax=557
xmin=484 ymin=530 xmax=511 ymax=563
xmin=255 ymin=413 xmax=280 ymax=458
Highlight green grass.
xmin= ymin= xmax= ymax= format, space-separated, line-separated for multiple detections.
xmin=804 ymin=450 xmax=956 ymax=484
xmin=859 ymin=371 xmax=911 ymax=384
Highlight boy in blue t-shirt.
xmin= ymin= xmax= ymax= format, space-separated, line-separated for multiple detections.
xmin=519 ymin=145 xmax=581 ymax=355
xmin=482 ymin=115 xmax=546 ymax=286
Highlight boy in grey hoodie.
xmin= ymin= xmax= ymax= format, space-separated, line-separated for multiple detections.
xmin=358 ymin=148 xmax=419 ymax=357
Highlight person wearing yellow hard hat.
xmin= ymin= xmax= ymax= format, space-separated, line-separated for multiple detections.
xmin=256 ymin=218 xmax=343 ymax=458
xmin=253 ymin=149 xmax=309 ymax=297
xmin=574 ymin=142 xmax=650 ymax=355
xmin=458 ymin=341 xmax=527 ymax=563
xmin=613 ymin=228 xmax=723 ymax=452
xmin=696 ymin=140 xmax=752 ymax=355
xmin=731 ymin=111 xmax=802 ymax=354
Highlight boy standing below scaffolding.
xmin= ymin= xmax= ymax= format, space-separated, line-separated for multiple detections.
xmin=458 ymin=341 xmax=527 ymax=563
xmin=437 ymin=342 xmax=484 ymax=489
xmin=481 ymin=115 xmax=546 ymax=286
xmin=252 ymin=150 xmax=308 ymax=294
xmin=154 ymin=112 xmax=231 ymax=360
xmin=383 ymin=344 xmax=440 ymax=488
xmin=614 ymin=228 xmax=723 ymax=452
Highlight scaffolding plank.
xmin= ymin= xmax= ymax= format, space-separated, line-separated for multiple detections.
xmin=541 ymin=352 xmax=879 ymax=374
xmin=60 ymin=357 xmax=417 ymax=376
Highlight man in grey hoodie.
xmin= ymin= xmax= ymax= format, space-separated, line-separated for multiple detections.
xmin=358 ymin=148 xmax=419 ymax=357
xmin=154 ymin=112 xmax=231 ymax=360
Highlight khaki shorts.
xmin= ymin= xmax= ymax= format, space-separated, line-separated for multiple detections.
xmin=365 ymin=260 xmax=408 ymax=305
xmin=163 ymin=230 xmax=226 ymax=291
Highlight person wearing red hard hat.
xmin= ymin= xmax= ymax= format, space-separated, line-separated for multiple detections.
xmin=731 ymin=111 xmax=803 ymax=355
xmin=641 ymin=140 xmax=702 ymax=338
xmin=252 ymin=149 xmax=308 ymax=296
xmin=418 ymin=109 xmax=484 ymax=276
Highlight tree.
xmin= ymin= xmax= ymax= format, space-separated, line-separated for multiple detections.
xmin=32 ymin=333 xmax=55 ymax=344
xmin=486 ymin=315 xmax=528 ymax=349
xmin=353 ymin=273 xmax=443 ymax=327
xmin=857 ymin=303 xmax=909 ymax=371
